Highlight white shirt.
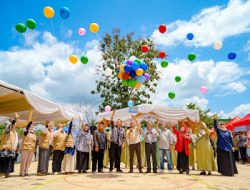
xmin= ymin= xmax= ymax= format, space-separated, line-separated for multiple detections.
xmin=126 ymin=126 xmax=141 ymax=145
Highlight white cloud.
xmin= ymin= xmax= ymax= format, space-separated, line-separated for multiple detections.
xmin=244 ymin=40 xmax=250 ymax=60
xmin=224 ymin=82 xmax=247 ymax=93
xmin=0 ymin=31 xmax=102 ymax=104
xmin=219 ymin=103 xmax=250 ymax=118
xmin=152 ymin=0 xmax=250 ymax=47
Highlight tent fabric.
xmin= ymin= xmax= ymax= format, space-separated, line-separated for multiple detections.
xmin=232 ymin=113 xmax=250 ymax=128
xmin=97 ymin=104 xmax=199 ymax=125
xmin=226 ymin=116 xmax=241 ymax=130
xmin=0 ymin=80 xmax=82 ymax=123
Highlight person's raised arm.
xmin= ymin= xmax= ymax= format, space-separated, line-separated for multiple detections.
xmin=68 ymin=120 xmax=73 ymax=135
xmin=171 ymin=122 xmax=179 ymax=135
xmin=213 ymin=114 xmax=219 ymax=132
xmin=110 ymin=110 xmax=115 ymax=129
xmin=24 ymin=121 xmax=33 ymax=136
xmin=132 ymin=115 xmax=141 ymax=129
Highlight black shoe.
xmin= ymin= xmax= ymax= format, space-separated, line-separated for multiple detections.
xmin=5 ymin=173 xmax=9 ymax=178
xmin=78 ymin=170 xmax=82 ymax=174
xmin=145 ymin=170 xmax=151 ymax=173
xmin=153 ymin=170 xmax=157 ymax=174
xmin=200 ymin=171 xmax=206 ymax=175
xmin=207 ymin=172 xmax=212 ymax=175
xmin=116 ymin=169 xmax=123 ymax=173
xmin=186 ymin=170 xmax=190 ymax=175
xmin=98 ymin=170 xmax=104 ymax=173
xmin=82 ymin=170 xmax=87 ymax=173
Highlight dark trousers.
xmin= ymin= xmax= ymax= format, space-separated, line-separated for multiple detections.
xmin=239 ymin=147 xmax=247 ymax=163
xmin=76 ymin=150 xmax=89 ymax=172
xmin=37 ymin=148 xmax=51 ymax=174
xmin=92 ymin=149 xmax=105 ymax=172
xmin=234 ymin=150 xmax=239 ymax=161
xmin=145 ymin=142 xmax=157 ymax=172
xmin=129 ymin=142 xmax=142 ymax=171
xmin=52 ymin=150 xmax=64 ymax=172
xmin=109 ymin=142 xmax=122 ymax=171
xmin=0 ymin=157 xmax=12 ymax=175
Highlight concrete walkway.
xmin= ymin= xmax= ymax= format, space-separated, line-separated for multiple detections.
xmin=0 ymin=161 xmax=249 ymax=190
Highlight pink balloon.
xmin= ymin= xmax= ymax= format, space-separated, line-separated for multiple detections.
xmin=78 ymin=28 xmax=86 ymax=36
xmin=200 ymin=86 xmax=208 ymax=94
xmin=105 ymin=105 xmax=111 ymax=112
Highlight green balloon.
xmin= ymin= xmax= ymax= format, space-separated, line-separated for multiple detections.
xmin=26 ymin=19 xmax=36 ymax=30
xmin=129 ymin=79 xmax=137 ymax=88
xmin=175 ymin=76 xmax=181 ymax=83
xmin=161 ymin=60 xmax=168 ymax=68
xmin=168 ymin=92 xmax=175 ymax=99
xmin=80 ymin=56 xmax=88 ymax=64
xmin=188 ymin=53 xmax=196 ymax=61
xmin=16 ymin=23 xmax=26 ymax=33
xmin=122 ymin=80 xmax=128 ymax=86
xmin=134 ymin=59 xmax=141 ymax=64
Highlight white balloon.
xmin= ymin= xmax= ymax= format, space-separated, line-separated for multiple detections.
xmin=213 ymin=41 xmax=223 ymax=50
xmin=129 ymin=56 xmax=136 ymax=61
xmin=105 ymin=68 xmax=112 ymax=76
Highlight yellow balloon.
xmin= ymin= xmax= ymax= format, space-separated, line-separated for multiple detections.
xmin=135 ymin=82 xmax=141 ymax=89
xmin=89 ymin=23 xmax=99 ymax=33
xmin=136 ymin=68 xmax=144 ymax=76
xmin=117 ymin=72 xmax=124 ymax=79
xmin=69 ymin=55 xmax=78 ymax=64
xmin=43 ymin=6 xmax=55 ymax=18
xmin=120 ymin=64 xmax=125 ymax=72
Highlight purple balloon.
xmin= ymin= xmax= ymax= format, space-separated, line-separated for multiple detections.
xmin=126 ymin=60 xmax=133 ymax=65
xmin=144 ymin=73 xmax=150 ymax=81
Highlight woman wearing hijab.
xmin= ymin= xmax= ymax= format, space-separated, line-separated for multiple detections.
xmin=186 ymin=127 xmax=196 ymax=170
xmin=214 ymin=115 xmax=238 ymax=176
xmin=20 ymin=121 xmax=36 ymax=177
xmin=0 ymin=116 xmax=19 ymax=178
xmin=172 ymin=123 xmax=191 ymax=174
xmin=196 ymin=122 xmax=217 ymax=175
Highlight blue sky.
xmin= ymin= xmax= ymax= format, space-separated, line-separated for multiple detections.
xmin=0 ymin=0 xmax=250 ymax=118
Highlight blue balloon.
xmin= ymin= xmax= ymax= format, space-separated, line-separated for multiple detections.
xmin=122 ymin=60 xmax=127 ymax=65
xmin=228 ymin=52 xmax=236 ymax=60
xmin=139 ymin=62 xmax=148 ymax=71
xmin=128 ymin=100 xmax=133 ymax=107
xmin=136 ymin=76 xmax=146 ymax=83
xmin=187 ymin=33 xmax=194 ymax=40
xmin=131 ymin=62 xmax=139 ymax=71
xmin=60 ymin=7 xmax=70 ymax=19
xmin=124 ymin=65 xmax=132 ymax=73
xmin=130 ymin=70 xmax=136 ymax=78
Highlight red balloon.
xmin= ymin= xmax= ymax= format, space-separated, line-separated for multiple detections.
xmin=159 ymin=51 xmax=166 ymax=59
xmin=141 ymin=45 xmax=149 ymax=53
xmin=159 ymin=24 xmax=167 ymax=33
xmin=122 ymin=73 xmax=130 ymax=80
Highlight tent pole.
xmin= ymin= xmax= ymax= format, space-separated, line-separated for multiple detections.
xmin=28 ymin=109 xmax=33 ymax=122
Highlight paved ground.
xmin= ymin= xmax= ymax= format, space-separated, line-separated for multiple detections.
xmin=0 ymin=161 xmax=249 ymax=190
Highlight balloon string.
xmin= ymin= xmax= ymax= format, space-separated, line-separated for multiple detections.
xmin=50 ymin=19 xmax=55 ymax=36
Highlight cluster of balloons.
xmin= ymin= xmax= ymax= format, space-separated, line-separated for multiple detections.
xmin=69 ymin=55 xmax=88 ymax=64
xmin=16 ymin=19 xmax=36 ymax=33
xmin=118 ymin=56 xmax=150 ymax=89
xmin=43 ymin=6 xmax=70 ymax=20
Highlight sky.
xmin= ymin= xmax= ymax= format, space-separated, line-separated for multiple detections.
xmin=0 ymin=0 xmax=250 ymax=118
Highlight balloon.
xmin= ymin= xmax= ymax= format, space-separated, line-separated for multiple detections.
xmin=141 ymin=45 xmax=149 ymax=53
xmin=175 ymin=76 xmax=181 ymax=83
xmin=26 ymin=19 xmax=36 ymax=30
xmin=144 ymin=73 xmax=150 ymax=81
xmin=187 ymin=33 xmax=194 ymax=40
xmin=139 ymin=63 xmax=148 ymax=71
xmin=117 ymin=72 xmax=123 ymax=79
xmin=136 ymin=68 xmax=144 ymax=76
xmin=43 ymin=6 xmax=54 ymax=18
xmin=122 ymin=60 xmax=127 ymax=65
xmin=60 ymin=7 xmax=70 ymax=19
xmin=128 ymin=79 xmax=137 ymax=88
xmin=159 ymin=24 xmax=167 ymax=33
xmin=129 ymin=56 xmax=136 ymax=62
xmin=168 ymin=92 xmax=176 ymax=100
xmin=16 ymin=23 xmax=26 ymax=33
xmin=213 ymin=41 xmax=223 ymax=50
xmin=78 ymin=28 xmax=86 ymax=36
xmin=228 ymin=52 xmax=236 ymax=60
xmin=161 ymin=60 xmax=168 ymax=68
xmin=122 ymin=73 xmax=130 ymax=80
xmin=105 ymin=68 xmax=112 ymax=76
xmin=134 ymin=59 xmax=141 ymax=64
xmin=135 ymin=82 xmax=141 ymax=89
xmin=120 ymin=64 xmax=125 ymax=72
xmin=89 ymin=23 xmax=99 ymax=33
xmin=200 ymin=86 xmax=208 ymax=94
xmin=129 ymin=70 xmax=136 ymax=78
xmin=80 ymin=56 xmax=88 ymax=64
xmin=131 ymin=62 xmax=139 ymax=71
xmin=124 ymin=65 xmax=132 ymax=73
xmin=188 ymin=53 xmax=196 ymax=61
xmin=126 ymin=60 xmax=133 ymax=65
xmin=69 ymin=55 xmax=78 ymax=64
xmin=128 ymin=100 xmax=133 ymax=107
xmin=105 ymin=105 xmax=111 ymax=112
xmin=159 ymin=51 xmax=166 ymax=59
xmin=136 ymin=76 xmax=146 ymax=83
xmin=122 ymin=80 xmax=129 ymax=86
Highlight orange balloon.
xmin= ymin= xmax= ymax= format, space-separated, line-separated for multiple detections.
xmin=117 ymin=72 xmax=123 ymax=79
xmin=136 ymin=68 xmax=144 ymax=76
xmin=120 ymin=64 xmax=125 ymax=72
xmin=135 ymin=82 xmax=141 ymax=89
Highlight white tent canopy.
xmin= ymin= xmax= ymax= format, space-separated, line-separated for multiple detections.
xmin=0 ymin=80 xmax=82 ymax=123
xmin=97 ymin=104 xmax=199 ymax=124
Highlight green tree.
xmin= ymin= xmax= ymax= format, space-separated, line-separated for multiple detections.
xmin=186 ymin=102 xmax=213 ymax=127
xmin=92 ymin=29 xmax=160 ymax=112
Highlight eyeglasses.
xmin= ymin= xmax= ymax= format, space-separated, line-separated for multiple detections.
xmin=219 ymin=123 xmax=225 ymax=126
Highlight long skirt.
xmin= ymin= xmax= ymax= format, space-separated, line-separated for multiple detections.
xmin=0 ymin=150 xmax=16 ymax=174
xmin=177 ymin=149 xmax=189 ymax=172
xmin=217 ymin=149 xmax=238 ymax=176
xmin=37 ymin=148 xmax=51 ymax=174
xmin=62 ymin=154 xmax=75 ymax=173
